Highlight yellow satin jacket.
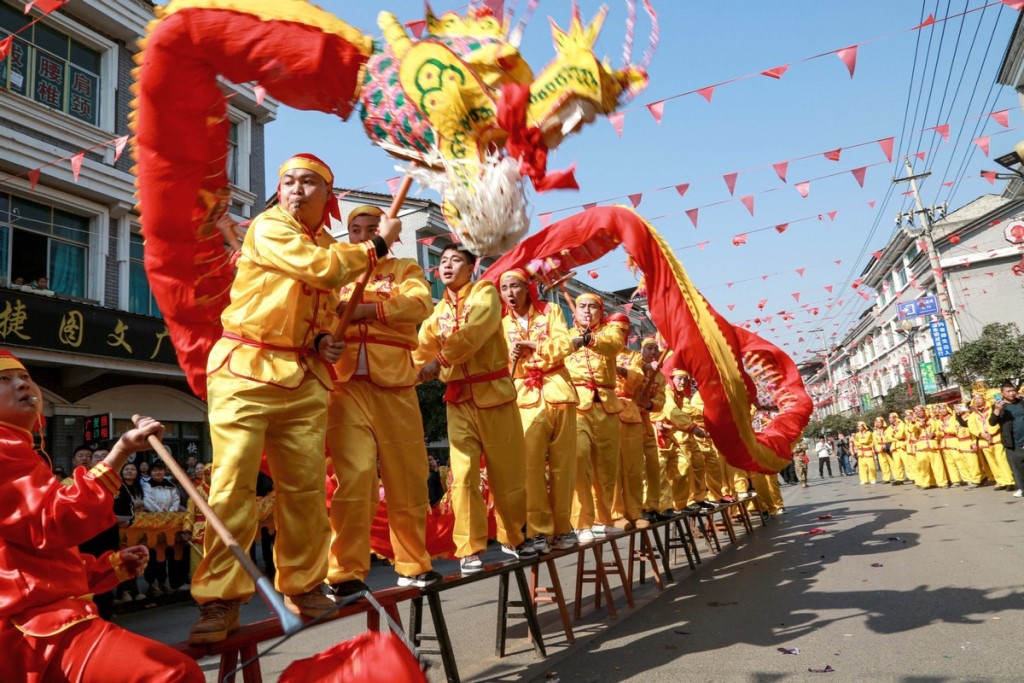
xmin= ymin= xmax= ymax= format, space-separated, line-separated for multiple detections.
xmin=614 ymin=349 xmax=646 ymax=424
xmin=565 ymin=321 xmax=625 ymax=414
xmin=334 ymin=257 xmax=432 ymax=388
xmin=415 ymin=280 xmax=516 ymax=408
xmin=209 ymin=205 xmax=375 ymax=390
xmin=502 ymin=303 xmax=578 ymax=409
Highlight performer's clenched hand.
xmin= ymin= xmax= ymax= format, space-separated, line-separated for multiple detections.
xmin=119 ymin=545 xmax=150 ymax=577
xmin=378 ymin=216 xmax=402 ymax=247
xmin=317 ymin=334 xmax=345 ymax=364
xmin=510 ymin=340 xmax=536 ymax=362
xmin=417 ymin=358 xmax=441 ymax=383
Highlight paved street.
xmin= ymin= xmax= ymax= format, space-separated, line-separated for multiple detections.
xmin=122 ymin=473 xmax=1023 ymax=682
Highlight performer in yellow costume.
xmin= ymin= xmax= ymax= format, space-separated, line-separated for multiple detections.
xmin=326 ymin=205 xmax=439 ymax=595
xmin=690 ymin=384 xmax=734 ymax=503
xmin=883 ymin=412 xmax=910 ymax=486
xmin=852 ymin=422 xmax=877 ymax=485
xmin=873 ymin=416 xmax=901 ymax=484
xmin=967 ymin=393 xmax=1016 ymax=490
xmin=908 ymin=405 xmax=947 ymax=489
xmin=612 ymin=343 xmax=649 ymax=530
xmin=638 ymin=338 xmax=667 ymax=522
xmin=938 ymin=404 xmax=965 ymax=487
xmin=415 ymin=245 xmax=533 ymax=573
xmin=565 ymin=294 xmax=626 ymax=542
xmin=651 ymin=369 xmax=709 ymax=514
xmin=189 ymin=154 xmax=400 ymax=644
xmin=499 ymin=268 xmax=579 ymax=553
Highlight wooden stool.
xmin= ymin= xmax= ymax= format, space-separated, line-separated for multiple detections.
xmin=573 ymin=538 xmax=635 ymax=619
xmin=627 ymin=527 xmax=664 ymax=591
xmin=662 ymin=515 xmax=700 ymax=571
xmin=409 ymin=593 xmax=460 ymax=683
xmin=690 ymin=510 xmax=721 ymax=554
xmin=529 ymin=557 xmax=575 ymax=643
xmin=495 ymin=566 xmax=548 ymax=658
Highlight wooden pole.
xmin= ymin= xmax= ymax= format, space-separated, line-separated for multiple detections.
xmin=132 ymin=415 xmax=303 ymax=635
xmin=332 ymin=176 xmax=414 ymax=339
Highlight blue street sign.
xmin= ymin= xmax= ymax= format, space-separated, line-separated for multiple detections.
xmin=916 ymin=296 xmax=939 ymax=316
xmin=896 ymin=295 xmax=939 ymax=320
xmin=929 ymin=319 xmax=953 ymax=358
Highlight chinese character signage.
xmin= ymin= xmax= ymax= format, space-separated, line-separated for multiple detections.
xmin=33 ymin=51 xmax=64 ymax=111
xmin=919 ymin=361 xmax=938 ymax=394
xmin=68 ymin=65 xmax=98 ymax=125
xmin=1 ymin=38 xmax=28 ymax=95
xmin=84 ymin=413 xmax=111 ymax=443
xmin=0 ymin=289 xmax=178 ymax=366
xmin=896 ymin=295 xmax=939 ymax=320
xmin=929 ymin=319 xmax=953 ymax=358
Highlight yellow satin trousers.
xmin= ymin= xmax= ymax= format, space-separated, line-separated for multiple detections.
xmin=519 ymin=402 xmax=577 ymax=537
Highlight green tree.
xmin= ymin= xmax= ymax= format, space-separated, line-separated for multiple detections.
xmin=947 ymin=323 xmax=1024 ymax=390
xmin=881 ymin=381 xmax=918 ymax=416
xmin=416 ymin=380 xmax=448 ymax=444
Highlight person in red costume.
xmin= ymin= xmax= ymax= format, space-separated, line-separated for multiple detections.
xmin=0 ymin=349 xmax=203 ymax=682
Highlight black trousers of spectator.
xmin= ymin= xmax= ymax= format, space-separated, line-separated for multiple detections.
xmin=818 ymin=457 xmax=833 ymax=478
xmin=779 ymin=463 xmax=798 ymax=484
xmin=1005 ymin=446 xmax=1024 ymax=491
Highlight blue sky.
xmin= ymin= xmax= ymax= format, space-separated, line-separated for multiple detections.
xmin=261 ymin=1 xmax=1022 ymax=362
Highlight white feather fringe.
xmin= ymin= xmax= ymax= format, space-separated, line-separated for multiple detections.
xmin=399 ymin=154 xmax=530 ymax=257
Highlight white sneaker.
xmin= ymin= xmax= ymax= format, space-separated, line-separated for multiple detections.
xmin=1013 ymin=489 xmax=1023 ymax=498
xmin=177 ymin=583 xmax=191 ymax=592
xmin=501 ymin=541 xmax=538 ymax=560
xmin=460 ymin=554 xmax=484 ymax=574
xmin=552 ymin=532 xmax=578 ymax=551
xmin=576 ymin=528 xmax=596 ymax=544
xmin=775 ymin=508 xmax=785 ymax=515
xmin=738 ymin=491 xmax=753 ymax=500
xmin=592 ymin=524 xmax=625 ymax=537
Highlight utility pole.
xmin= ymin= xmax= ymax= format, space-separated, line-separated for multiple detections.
xmin=893 ymin=159 xmax=960 ymax=352
xmin=810 ymin=327 xmax=835 ymax=415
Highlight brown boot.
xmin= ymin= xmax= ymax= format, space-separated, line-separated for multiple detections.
xmin=612 ymin=518 xmax=634 ymax=531
xmin=634 ymin=517 xmax=651 ymax=529
xmin=285 ymin=588 xmax=336 ymax=618
xmin=188 ymin=599 xmax=240 ymax=645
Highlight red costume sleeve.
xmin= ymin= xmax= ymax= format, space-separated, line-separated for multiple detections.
xmin=0 ymin=428 xmax=120 ymax=550
xmin=80 ymin=551 xmax=123 ymax=596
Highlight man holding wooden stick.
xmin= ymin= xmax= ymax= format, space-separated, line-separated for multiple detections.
xmin=326 ymin=204 xmax=440 ymax=595
xmin=189 ymin=154 xmax=400 ymax=644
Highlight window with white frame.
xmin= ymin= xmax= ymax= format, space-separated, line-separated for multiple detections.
xmin=0 ymin=192 xmax=88 ymax=296
xmin=225 ymin=109 xmax=250 ymax=190
xmin=0 ymin=2 xmax=101 ymax=126
xmin=128 ymin=232 xmax=161 ymax=318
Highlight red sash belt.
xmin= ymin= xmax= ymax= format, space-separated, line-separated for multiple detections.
xmin=573 ymin=380 xmax=614 ymax=391
xmin=444 ymin=368 xmax=511 ymax=403
xmin=523 ymin=363 xmax=565 ymax=390
xmin=223 ymin=332 xmax=311 ymax=354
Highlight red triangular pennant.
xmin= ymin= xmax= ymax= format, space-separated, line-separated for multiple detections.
xmin=539 ymin=212 xmax=553 ymax=227
xmin=914 ymin=151 xmax=927 ymax=161
xmin=697 ymin=241 xmax=709 ymax=251
xmin=686 ymin=208 xmax=699 ymax=228
xmin=726 ymin=304 xmax=736 ymax=311
xmin=868 ymin=200 xmax=877 ymax=208
xmin=406 ymin=19 xmax=427 ymax=38
xmin=824 ymin=285 xmax=834 ymax=293
xmin=646 ymin=100 xmax=665 ymax=124
xmin=25 ymin=0 xmax=67 ymax=15
xmin=113 ymin=135 xmax=129 ymax=162
xmin=795 ymin=268 xmax=806 ymax=277
xmin=723 ymin=171 xmax=738 ymax=196
xmin=775 ymin=223 xmax=789 ymax=234
xmin=417 ymin=236 xmax=438 ymax=245
xmin=834 ymin=259 xmax=842 ymax=265
xmin=726 ymin=282 xmax=734 ymax=288
xmin=932 ymin=123 xmax=950 ymax=141
xmin=588 ymin=270 xmax=599 ymax=279
xmin=835 ymin=45 xmax=858 ymax=78
xmin=28 ymin=168 xmax=40 ymax=191
xmin=675 ymin=183 xmax=689 ymax=198
xmin=0 ymin=36 xmax=12 ymax=61
xmin=624 ymin=302 xmax=634 ymax=314
xmin=878 ymin=137 xmax=894 ymax=162
xmin=254 ymin=85 xmax=267 ymax=106
xmin=795 ymin=181 xmax=810 ymax=198
xmin=973 ymin=135 xmax=990 ymax=157
xmin=851 ymin=166 xmax=866 ymax=187
xmin=739 ymin=194 xmax=754 ymax=216
xmin=916 ymin=13 xmax=936 ymax=28
xmin=871 ymin=250 xmax=883 ymax=259
xmin=981 ymin=170 xmax=997 ymax=185
xmin=608 ymin=111 xmax=625 ymax=138
xmin=991 ymin=109 xmax=1010 ymax=128
xmin=828 ymin=210 xmax=838 ymax=221
xmin=70 ymin=152 xmax=84 ymax=182
xmin=791 ymin=292 xmax=801 ymax=302
xmin=1003 ymin=0 xmax=1024 ymax=10
xmin=696 ymin=86 xmax=715 ymax=103
xmin=628 ymin=193 xmax=643 ymax=208
xmin=773 ymin=161 xmax=789 ymax=183
xmin=386 ymin=177 xmax=401 ymax=195
xmin=761 ymin=64 xmax=790 ymax=79
xmin=731 ymin=233 xmax=748 ymax=246
xmin=823 ymin=148 xmax=842 ymax=162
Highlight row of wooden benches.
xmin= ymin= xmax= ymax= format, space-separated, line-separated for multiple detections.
xmin=178 ymin=495 xmax=764 ymax=683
